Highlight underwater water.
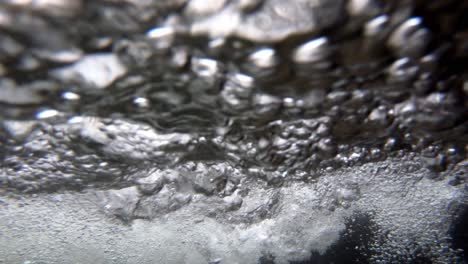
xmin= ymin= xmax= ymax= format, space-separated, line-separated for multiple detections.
xmin=0 ymin=0 xmax=467 ymax=263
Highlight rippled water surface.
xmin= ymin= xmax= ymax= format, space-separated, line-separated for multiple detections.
xmin=0 ymin=0 xmax=467 ymax=263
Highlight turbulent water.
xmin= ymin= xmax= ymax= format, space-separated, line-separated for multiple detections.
xmin=0 ymin=0 xmax=467 ymax=263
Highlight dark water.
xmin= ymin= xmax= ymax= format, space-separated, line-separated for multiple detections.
xmin=0 ymin=0 xmax=467 ymax=263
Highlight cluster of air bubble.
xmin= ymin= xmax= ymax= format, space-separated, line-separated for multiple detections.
xmin=0 ymin=0 xmax=467 ymax=263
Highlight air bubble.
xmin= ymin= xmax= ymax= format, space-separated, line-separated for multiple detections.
xmin=292 ymin=37 xmax=330 ymax=64
xmin=36 ymin=109 xmax=59 ymax=119
xmin=191 ymin=57 xmax=221 ymax=78
xmin=364 ymin=15 xmax=389 ymax=37
xmin=133 ymin=97 xmax=150 ymax=108
xmin=248 ymin=48 xmax=278 ymax=69
xmin=146 ymin=26 xmax=176 ymax=49
xmin=62 ymin=91 xmax=80 ymax=101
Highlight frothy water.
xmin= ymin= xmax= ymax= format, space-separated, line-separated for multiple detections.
xmin=0 ymin=0 xmax=467 ymax=263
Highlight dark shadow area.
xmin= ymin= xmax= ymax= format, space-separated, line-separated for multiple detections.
xmin=290 ymin=213 xmax=375 ymax=264
xmin=451 ymin=205 xmax=468 ymax=262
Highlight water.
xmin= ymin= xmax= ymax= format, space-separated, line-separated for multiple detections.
xmin=0 ymin=0 xmax=467 ymax=263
